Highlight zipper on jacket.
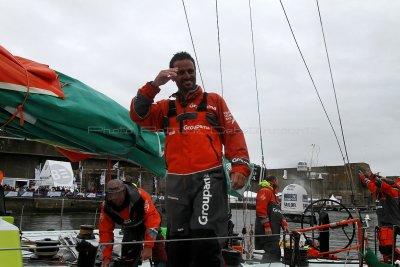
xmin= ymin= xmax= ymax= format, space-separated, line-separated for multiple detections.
xmin=207 ymin=135 xmax=220 ymax=162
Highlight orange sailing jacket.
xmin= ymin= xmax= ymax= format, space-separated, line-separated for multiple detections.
xmin=256 ymin=187 xmax=278 ymax=218
xmin=359 ymin=173 xmax=400 ymax=226
xmin=98 ymin=188 xmax=161 ymax=260
xmin=130 ymin=83 xmax=250 ymax=176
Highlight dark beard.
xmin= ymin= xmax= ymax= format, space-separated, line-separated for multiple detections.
xmin=178 ymin=83 xmax=197 ymax=95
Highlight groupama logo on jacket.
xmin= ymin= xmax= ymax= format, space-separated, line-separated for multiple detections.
xmin=198 ymin=174 xmax=212 ymax=225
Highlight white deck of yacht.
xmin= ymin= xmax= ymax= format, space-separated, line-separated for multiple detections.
xmin=21 ymin=230 xmax=367 ymax=266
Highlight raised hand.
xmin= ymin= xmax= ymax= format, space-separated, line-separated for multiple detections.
xmin=151 ymin=68 xmax=178 ymax=87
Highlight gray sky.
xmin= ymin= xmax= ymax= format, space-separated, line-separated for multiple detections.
xmin=1 ymin=0 xmax=399 ymax=175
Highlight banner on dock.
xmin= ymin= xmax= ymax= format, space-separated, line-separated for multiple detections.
xmin=281 ymin=184 xmax=308 ymax=214
xmin=39 ymin=160 xmax=74 ymax=187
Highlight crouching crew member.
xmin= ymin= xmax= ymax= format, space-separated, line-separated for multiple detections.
xmin=99 ymin=179 xmax=167 ymax=267
xmin=359 ymin=170 xmax=400 ymax=263
xmin=255 ymin=175 xmax=288 ymax=262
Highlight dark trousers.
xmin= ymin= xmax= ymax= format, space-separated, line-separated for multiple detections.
xmin=114 ymin=226 xmax=145 ymax=267
xmin=165 ymin=168 xmax=228 ymax=267
xmin=0 ymin=186 xmax=6 ymax=216
xmin=254 ymin=217 xmax=281 ymax=262
xmin=119 ymin=228 xmax=167 ymax=267
xmin=166 ymin=229 xmax=223 ymax=267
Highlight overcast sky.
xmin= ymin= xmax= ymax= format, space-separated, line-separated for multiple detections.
xmin=1 ymin=0 xmax=399 ymax=175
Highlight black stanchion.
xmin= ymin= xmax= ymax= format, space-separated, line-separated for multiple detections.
xmin=0 ymin=185 xmax=6 ymax=216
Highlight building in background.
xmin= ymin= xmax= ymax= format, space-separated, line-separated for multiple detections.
xmin=1 ymin=131 xmax=391 ymax=208
xmin=0 ymin=132 xmax=158 ymax=194
xmin=252 ymin=162 xmax=374 ymax=208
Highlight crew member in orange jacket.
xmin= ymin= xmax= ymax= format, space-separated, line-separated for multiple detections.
xmin=99 ymin=180 xmax=165 ymax=267
xmin=130 ymin=52 xmax=250 ymax=266
xmin=359 ymin=170 xmax=400 ymax=263
xmin=255 ymin=175 xmax=288 ymax=262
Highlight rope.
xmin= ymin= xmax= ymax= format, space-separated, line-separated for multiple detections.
xmin=0 ymin=59 xmax=31 ymax=129
xmin=17 ymin=216 xmax=100 ymax=220
xmin=242 ymin=193 xmax=248 ymax=229
xmin=5 ymin=225 xmax=369 ymax=252
xmin=240 ymin=182 xmax=257 ymax=259
xmin=12 ymin=217 xmax=367 ymax=252
xmin=181 ymin=0 xmax=206 ymax=91
xmin=3 ymin=233 xmax=285 ymax=252
xmin=248 ymin=0 xmax=266 ymax=170
xmin=278 ymin=1 xmax=348 ymax=169
xmin=315 ymin=0 xmax=356 ymax=204
xmin=215 ymin=0 xmax=224 ymax=97
xmin=241 ymin=192 xmax=249 ymax=253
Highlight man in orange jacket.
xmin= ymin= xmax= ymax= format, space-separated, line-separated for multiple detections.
xmin=99 ymin=179 xmax=166 ymax=267
xmin=130 ymin=52 xmax=250 ymax=266
xmin=255 ymin=175 xmax=288 ymax=262
xmin=359 ymin=170 xmax=400 ymax=263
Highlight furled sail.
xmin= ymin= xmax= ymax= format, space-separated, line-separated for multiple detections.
xmin=0 ymin=45 xmax=166 ymax=176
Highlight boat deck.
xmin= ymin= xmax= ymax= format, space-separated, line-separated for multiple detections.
xmin=20 ymin=230 xmax=367 ymax=266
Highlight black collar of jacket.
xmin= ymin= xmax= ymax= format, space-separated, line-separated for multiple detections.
xmin=104 ymin=183 xmax=143 ymax=225
xmin=170 ymin=86 xmax=202 ymax=105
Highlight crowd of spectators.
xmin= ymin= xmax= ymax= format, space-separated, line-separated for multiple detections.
xmin=3 ymin=184 xmax=16 ymax=191
xmin=3 ymin=185 xmax=104 ymax=199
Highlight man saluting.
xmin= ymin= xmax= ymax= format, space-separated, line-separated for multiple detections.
xmin=130 ymin=52 xmax=250 ymax=266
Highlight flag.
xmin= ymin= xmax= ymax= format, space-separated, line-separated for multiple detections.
xmin=112 ymin=162 xmax=119 ymax=170
xmin=152 ymin=176 xmax=157 ymax=195
xmin=78 ymin=162 xmax=83 ymax=191
xmin=34 ymin=165 xmax=41 ymax=180
xmin=100 ymin=171 xmax=106 ymax=185
xmin=138 ymin=172 xmax=142 ymax=188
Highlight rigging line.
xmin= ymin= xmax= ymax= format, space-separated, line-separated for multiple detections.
xmin=215 ymin=0 xmax=224 ymax=97
xmin=248 ymin=0 xmax=266 ymax=168
xmin=181 ymin=0 xmax=206 ymax=91
xmin=1 ymin=58 xmax=31 ymax=129
xmin=3 ymin=232 xmax=289 ymax=252
xmin=315 ymin=0 xmax=355 ymax=193
xmin=11 ymin=224 xmax=367 ymax=251
xmin=278 ymin=0 xmax=347 ymax=165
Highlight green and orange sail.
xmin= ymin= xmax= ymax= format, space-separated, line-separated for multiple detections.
xmin=0 ymin=45 xmax=166 ymax=176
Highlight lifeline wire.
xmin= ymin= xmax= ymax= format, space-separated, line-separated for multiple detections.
xmin=278 ymin=0 xmax=347 ymax=166
xmin=181 ymin=0 xmax=206 ymax=90
xmin=315 ymin=0 xmax=356 ymax=201
xmin=2 ymin=226 xmax=365 ymax=251
xmin=248 ymin=0 xmax=266 ymax=170
xmin=9 ymin=218 xmax=365 ymax=251
xmin=2 ymin=233 xmax=285 ymax=252
xmin=215 ymin=0 xmax=224 ymax=97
